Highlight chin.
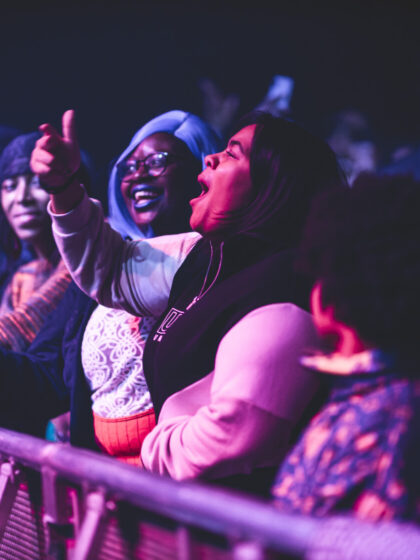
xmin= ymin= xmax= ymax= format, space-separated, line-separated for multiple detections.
xmin=189 ymin=216 xmax=202 ymax=234
xmin=14 ymin=230 xmax=41 ymax=243
xmin=189 ymin=206 xmax=205 ymax=232
xmin=133 ymin=212 xmax=159 ymax=229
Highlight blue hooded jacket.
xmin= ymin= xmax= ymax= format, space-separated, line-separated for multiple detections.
xmin=107 ymin=110 xmax=221 ymax=240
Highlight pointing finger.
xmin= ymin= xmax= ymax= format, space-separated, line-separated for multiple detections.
xmin=33 ymin=150 xmax=55 ymax=166
xmin=30 ymin=160 xmax=51 ymax=176
xmin=39 ymin=123 xmax=60 ymax=137
xmin=36 ymin=133 xmax=61 ymax=152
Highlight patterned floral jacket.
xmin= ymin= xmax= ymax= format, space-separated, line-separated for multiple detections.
xmin=272 ymin=349 xmax=420 ymax=522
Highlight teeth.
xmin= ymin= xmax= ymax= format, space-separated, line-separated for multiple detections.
xmin=133 ymin=190 xmax=160 ymax=202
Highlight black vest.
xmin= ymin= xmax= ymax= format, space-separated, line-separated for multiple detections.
xmin=143 ymin=235 xmax=312 ymax=418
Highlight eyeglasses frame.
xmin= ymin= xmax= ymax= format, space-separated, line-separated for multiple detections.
xmin=118 ymin=151 xmax=183 ymax=178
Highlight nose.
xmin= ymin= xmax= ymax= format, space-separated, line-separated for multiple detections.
xmin=127 ymin=164 xmax=151 ymax=183
xmin=16 ymin=177 xmax=33 ymax=204
xmin=204 ymin=152 xmax=220 ymax=169
xmin=132 ymin=162 xmax=148 ymax=177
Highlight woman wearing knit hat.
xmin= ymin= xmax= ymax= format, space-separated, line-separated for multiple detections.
xmin=0 ymin=132 xmax=71 ymax=351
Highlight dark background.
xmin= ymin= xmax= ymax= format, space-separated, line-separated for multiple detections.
xmin=1 ymin=0 xmax=419 ymax=205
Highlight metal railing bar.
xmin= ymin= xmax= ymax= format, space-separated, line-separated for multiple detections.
xmin=0 ymin=428 xmax=317 ymax=556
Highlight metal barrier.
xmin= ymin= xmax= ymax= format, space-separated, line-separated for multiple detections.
xmin=0 ymin=427 xmax=319 ymax=559
xmin=0 ymin=428 xmax=419 ymax=560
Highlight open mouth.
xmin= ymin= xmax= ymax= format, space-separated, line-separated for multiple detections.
xmin=190 ymin=180 xmax=210 ymax=207
xmin=130 ymin=185 xmax=164 ymax=211
xmin=198 ymin=180 xmax=209 ymax=197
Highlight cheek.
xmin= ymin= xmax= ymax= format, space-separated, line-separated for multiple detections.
xmin=221 ymin=166 xmax=252 ymax=208
xmin=1 ymin=193 xmax=12 ymax=217
xmin=120 ymin=179 xmax=130 ymax=197
xmin=222 ymin=183 xmax=253 ymax=214
xmin=237 ymin=170 xmax=253 ymax=205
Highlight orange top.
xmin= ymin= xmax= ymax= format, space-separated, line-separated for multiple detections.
xmin=93 ymin=409 xmax=156 ymax=466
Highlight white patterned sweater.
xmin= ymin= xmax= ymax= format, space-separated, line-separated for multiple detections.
xmin=81 ymin=304 xmax=155 ymax=418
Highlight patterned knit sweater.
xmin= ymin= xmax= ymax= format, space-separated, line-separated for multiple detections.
xmin=0 ymin=255 xmax=71 ymax=351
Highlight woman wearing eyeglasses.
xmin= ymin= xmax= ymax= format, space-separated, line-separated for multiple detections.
xmin=109 ymin=112 xmax=218 ymax=240
xmin=0 ymin=110 xmax=221 ymax=457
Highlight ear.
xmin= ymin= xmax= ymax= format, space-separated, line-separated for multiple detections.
xmin=310 ymin=282 xmax=336 ymax=335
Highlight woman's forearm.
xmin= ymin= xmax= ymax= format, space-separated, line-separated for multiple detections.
xmin=49 ymin=192 xmax=200 ymax=316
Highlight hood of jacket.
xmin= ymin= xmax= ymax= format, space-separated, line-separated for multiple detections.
xmin=107 ymin=110 xmax=221 ymax=240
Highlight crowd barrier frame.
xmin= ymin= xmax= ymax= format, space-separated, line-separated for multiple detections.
xmin=0 ymin=428 xmax=419 ymax=560
xmin=0 ymin=427 xmax=316 ymax=559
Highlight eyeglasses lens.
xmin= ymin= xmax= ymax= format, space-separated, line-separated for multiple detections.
xmin=122 ymin=152 xmax=169 ymax=178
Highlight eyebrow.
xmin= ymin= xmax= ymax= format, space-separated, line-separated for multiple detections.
xmin=228 ymin=139 xmax=245 ymax=154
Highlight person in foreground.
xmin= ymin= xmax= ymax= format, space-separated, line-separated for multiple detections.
xmin=31 ymin=109 xmax=344 ymax=494
xmin=272 ymin=173 xmax=420 ymax=521
xmin=0 ymin=110 xmax=220 ymax=456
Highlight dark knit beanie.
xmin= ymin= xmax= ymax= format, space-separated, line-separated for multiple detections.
xmin=0 ymin=125 xmax=21 ymax=154
xmin=0 ymin=132 xmax=41 ymax=184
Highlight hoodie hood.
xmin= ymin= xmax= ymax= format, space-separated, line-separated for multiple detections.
xmin=108 ymin=110 xmax=221 ymax=240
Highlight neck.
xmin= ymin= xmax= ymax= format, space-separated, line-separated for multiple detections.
xmin=32 ymin=235 xmax=56 ymax=260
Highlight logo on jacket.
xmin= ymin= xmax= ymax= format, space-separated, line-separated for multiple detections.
xmin=153 ymin=307 xmax=185 ymax=342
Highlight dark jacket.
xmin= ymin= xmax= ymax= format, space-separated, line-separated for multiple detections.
xmin=0 ymin=281 xmax=100 ymax=451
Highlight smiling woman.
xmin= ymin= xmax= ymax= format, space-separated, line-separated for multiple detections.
xmin=0 ymin=132 xmax=71 ymax=345
xmin=106 ymin=111 xmax=221 ymax=241
xmin=118 ymin=132 xmax=201 ymax=237
xmin=0 ymin=133 xmax=51 ymax=259
xmin=1 ymin=174 xmax=50 ymax=250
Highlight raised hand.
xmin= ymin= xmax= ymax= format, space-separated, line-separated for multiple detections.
xmin=30 ymin=109 xmax=81 ymax=192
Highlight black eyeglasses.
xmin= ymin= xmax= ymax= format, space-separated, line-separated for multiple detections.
xmin=118 ymin=152 xmax=181 ymax=178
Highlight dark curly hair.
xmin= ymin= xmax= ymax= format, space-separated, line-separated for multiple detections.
xmin=297 ymin=172 xmax=420 ymax=351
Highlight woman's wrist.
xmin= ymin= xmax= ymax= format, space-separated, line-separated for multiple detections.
xmin=39 ymin=169 xmax=79 ymax=194
xmin=50 ymin=179 xmax=85 ymax=214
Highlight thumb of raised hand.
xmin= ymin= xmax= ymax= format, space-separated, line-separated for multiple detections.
xmin=31 ymin=109 xmax=81 ymax=191
xmin=61 ymin=109 xmax=81 ymax=177
xmin=62 ymin=109 xmax=78 ymax=145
